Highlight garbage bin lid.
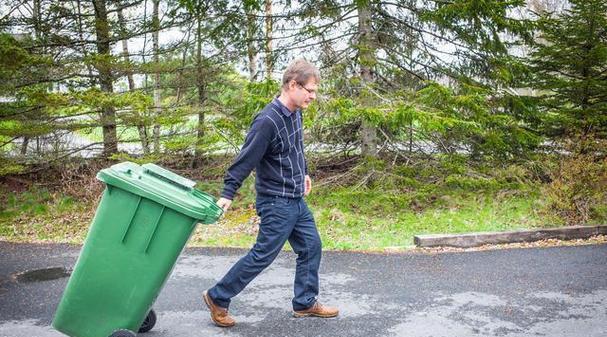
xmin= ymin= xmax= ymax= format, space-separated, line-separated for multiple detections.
xmin=96 ymin=162 xmax=223 ymax=223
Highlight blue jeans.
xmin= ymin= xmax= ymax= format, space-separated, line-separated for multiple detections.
xmin=208 ymin=195 xmax=322 ymax=311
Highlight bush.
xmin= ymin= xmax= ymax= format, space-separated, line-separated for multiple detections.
xmin=543 ymin=153 xmax=607 ymax=225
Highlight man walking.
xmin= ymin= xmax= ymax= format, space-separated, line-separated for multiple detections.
xmin=203 ymin=59 xmax=339 ymax=327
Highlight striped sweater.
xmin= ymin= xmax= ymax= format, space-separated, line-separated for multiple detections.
xmin=221 ymin=98 xmax=307 ymax=200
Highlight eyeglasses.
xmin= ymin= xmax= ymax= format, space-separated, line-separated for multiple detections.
xmin=297 ymin=82 xmax=317 ymax=95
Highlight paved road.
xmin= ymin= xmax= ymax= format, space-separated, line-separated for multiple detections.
xmin=1 ymin=241 xmax=606 ymax=337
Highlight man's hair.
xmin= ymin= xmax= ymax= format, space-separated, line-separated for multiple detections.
xmin=281 ymin=59 xmax=320 ymax=90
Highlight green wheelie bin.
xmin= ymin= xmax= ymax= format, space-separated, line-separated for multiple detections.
xmin=52 ymin=162 xmax=222 ymax=337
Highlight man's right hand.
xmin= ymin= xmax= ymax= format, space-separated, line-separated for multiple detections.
xmin=216 ymin=197 xmax=232 ymax=213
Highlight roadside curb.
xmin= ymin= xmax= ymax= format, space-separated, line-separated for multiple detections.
xmin=414 ymin=225 xmax=607 ymax=248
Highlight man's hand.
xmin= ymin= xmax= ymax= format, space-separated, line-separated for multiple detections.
xmin=216 ymin=197 xmax=232 ymax=213
xmin=304 ymin=175 xmax=312 ymax=196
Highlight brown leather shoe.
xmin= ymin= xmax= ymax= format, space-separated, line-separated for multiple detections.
xmin=293 ymin=301 xmax=339 ymax=318
xmin=203 ymin=291 xmax=236 ymax=327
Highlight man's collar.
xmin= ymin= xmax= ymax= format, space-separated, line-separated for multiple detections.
xmin=272 ymin=97 xmax=299 ymax=117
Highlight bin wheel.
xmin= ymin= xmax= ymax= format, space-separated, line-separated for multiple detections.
xmin=138 ymin=309 xmax=157 ymax=333
xmin=109 ymin=329 xmax=136 ymax=337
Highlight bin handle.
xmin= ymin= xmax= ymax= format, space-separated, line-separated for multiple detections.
xmin=142 ymin=163 xmax=196 ymax=191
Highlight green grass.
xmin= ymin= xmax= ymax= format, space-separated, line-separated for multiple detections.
xmin=185 ymin=175 xmax=556 ymax=250
xmin=310 ymin=188 xmax=548 ymax=250
xmin=77 ymin=126 xmax=143 ymax=143
xmin=75 ymin=116 xmax=200 ymax=143
xmin=0 ymin=186 xmax=92 ymax=243
xmin=0 ymin=164 xmax=563 ymax=251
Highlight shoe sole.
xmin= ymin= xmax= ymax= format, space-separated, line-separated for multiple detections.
xmin=292 ymin=311 xmax=339 ymax=318
xmin=203 ymin=291 xmax=235 ymax=327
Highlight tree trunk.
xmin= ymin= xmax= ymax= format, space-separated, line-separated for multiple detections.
xmin=152 ymin=0 xmax=161 ymax=153
xmin=22 ymin=0 xmax=43 ymax=156
xmin=20 ymin=137 xmax=29 ymax=155
xmin=117 ymin=9 xmax=135 ymax=90
xmin=92 ymin=0 xmax=118 ymax=157
xmin=246 ymin=5 xmax=258 ymax=82
xmin=409 ymin=118 xmax=413 ymax=153
xmin=32 ymin=0 xmax=41 ymax=43
xmin=176 ymin=28 xmax=190 ymax=103
xmin=193 ymin=13 xmax=206 ymax=168
xmin=357 ymin=0 xmax=378 ymax=158
xmin=117 ymin=8 xmax=150 ymax=155
xmin=264 ymin=0 xmax=273 ymax=80
xmin=75 ymin=0 xmax=95 ymax=79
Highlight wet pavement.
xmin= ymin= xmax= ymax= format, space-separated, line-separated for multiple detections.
xmin=0 ymin=241 xmax=606 ymax=337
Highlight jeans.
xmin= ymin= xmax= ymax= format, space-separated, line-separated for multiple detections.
xmin=208 ymin=195 xmax=322 ymax=311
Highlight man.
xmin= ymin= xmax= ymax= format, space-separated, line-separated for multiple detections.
xmin=202 ymin=59 xmax=339 ymax=327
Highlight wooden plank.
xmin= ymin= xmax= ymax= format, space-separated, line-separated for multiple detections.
xmin=414 ymin=225 xmax=607 ymax=248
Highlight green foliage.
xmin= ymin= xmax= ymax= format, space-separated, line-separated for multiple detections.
xmin=0 ymin=35 xmax=31 ymax=83
xmin=0 ymin=158 xmax=24 ymax=176
xmin=235 ymin=80 xmax=280 ymax=125
xmin=0 ymin=34 xmax=52 ymax=92
xmin=421 ymin=0 xmax=532 ymax=52
xmin=214 ymin=79 xmax=279 ymax=145
xmin=543 ymin=150 xmax=607 ymax=225
xmin=0 ymin=0 xmax=556 ymax=169
xmin=417 ymin=82 xmax=541 ymax=160
xmin=312 ymin=80 xmax=540 ymax=161
xmin=0 ymin=33 xmax=60 ymax=166
xmin=529 ymin=0 xmax=607 ymax=140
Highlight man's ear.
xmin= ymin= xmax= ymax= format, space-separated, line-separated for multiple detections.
xmin=288 ymin=80 xmax=297 ymax=90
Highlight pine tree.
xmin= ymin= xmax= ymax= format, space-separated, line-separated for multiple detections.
xmin=530 ymin=0 xmax=607 ymax=149
xmin=289 ymin=0 xmax=535 ymax=159
xmin=529 ymin=0 xmax=607 ymax=224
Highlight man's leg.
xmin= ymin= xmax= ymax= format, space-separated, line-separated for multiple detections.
xmin=208 ymin=196 xmax=299 ymax=308
xmin=289 ymin=199 xmax=339 ymax=318
xmin=288 ymin=199 xmax=322 ymax=310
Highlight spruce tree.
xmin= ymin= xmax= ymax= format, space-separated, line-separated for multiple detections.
xmin=530 ymin=0 xmax=607 ymax=224
xmin=530 ymin=0 xmax=607 ymax=149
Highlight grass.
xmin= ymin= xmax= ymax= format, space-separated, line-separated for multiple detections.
xmin=77 ymin=126 xmax=142 ymax=143
xmin=0 ymin=159 xmax=569 ymax=251
xmin=186 ymin=181 xmax=552 ymax=251
xmin=75 ymin=116 xmax=200 ymax=143
xmin=0 ymin=186 xmax=93 ymax=243
xmin=313 ymin=188 xmax=547 ymax=250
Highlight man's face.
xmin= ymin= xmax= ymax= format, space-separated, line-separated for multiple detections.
xmin=289 ymin=78 xmax=318 ymax=110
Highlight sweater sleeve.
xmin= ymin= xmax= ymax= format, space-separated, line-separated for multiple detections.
xmin=221 ymin=115 xmax=275 ymax=200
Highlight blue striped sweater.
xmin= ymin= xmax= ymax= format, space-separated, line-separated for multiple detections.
xmin=221 ymin=98 xmax=307 ymax=200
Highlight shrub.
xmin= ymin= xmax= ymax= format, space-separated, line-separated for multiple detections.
xmin=543 ymin=152 xmax=607 ymax=225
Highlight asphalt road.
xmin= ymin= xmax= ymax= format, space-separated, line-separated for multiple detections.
xmin=0 ymin=241 xmax=605 ymax=337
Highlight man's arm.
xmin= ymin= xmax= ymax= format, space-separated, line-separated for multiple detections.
xmin=303 ymin=148 xmax=311 ymax=196
xmin=304 ymin=175 xmax=312 ymax=196
xmin=217 ymin=116 xmax=273 ymax=211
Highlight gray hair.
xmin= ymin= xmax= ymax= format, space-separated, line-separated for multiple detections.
xmin=281 ymin=59 xmax=320 ymax=90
